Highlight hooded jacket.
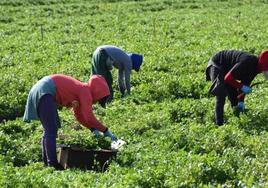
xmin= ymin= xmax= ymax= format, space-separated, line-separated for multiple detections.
xmin=96 ymin=45 xmax=132 ymax=94
xmin=206 ymin=50 xmax=260 ymax=89
xmin=51 ymin=74 xmax=110 ymax=132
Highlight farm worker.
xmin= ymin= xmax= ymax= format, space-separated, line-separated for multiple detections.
xmin=23 ymin=74 xmax=118 ymax=170
xmin=206 ymin=50 xmax=268 ymax=125
xmin=91 ymin=45 xmax=143 ymax=101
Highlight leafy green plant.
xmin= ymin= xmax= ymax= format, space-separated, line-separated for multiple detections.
xmin=58 ymin=131 xmax=112 ymax=150
xmin=1 ymin=0 xmax=268 ymax=187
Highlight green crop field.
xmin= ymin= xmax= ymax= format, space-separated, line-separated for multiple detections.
xmin=1 ymin=0 xmax=268 ymax=187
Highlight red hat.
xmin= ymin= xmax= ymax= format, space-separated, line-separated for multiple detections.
xmin=258 ymin=50 xmax=268 ymax=71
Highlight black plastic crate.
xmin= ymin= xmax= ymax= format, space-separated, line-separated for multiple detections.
xmin=58 ymin=145 xmax=117 ymax=172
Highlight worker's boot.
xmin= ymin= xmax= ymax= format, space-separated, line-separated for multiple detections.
xmin=44 ymin=135 xmax=63 ymax=170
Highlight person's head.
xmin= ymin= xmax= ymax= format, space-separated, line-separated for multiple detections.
xmin=128 ymin=53 xmax=143 ymax=72
xmin=258 ymin=50 xmax=268 ymax=80
xmin=87 ymin=75 xmax=110 ymax=107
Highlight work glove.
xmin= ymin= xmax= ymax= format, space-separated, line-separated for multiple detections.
xmin=237 ymin=102 xmax=245 ymax=111
xmin=90 ymin=128 xmax=101 ymax=138
xmin=233 ymin=102 xmax=245 ymax=116
xmin=241 ymin=85 xmax=252 ymax=94
xmin=103 ymin=130 xmax=117 ymax=141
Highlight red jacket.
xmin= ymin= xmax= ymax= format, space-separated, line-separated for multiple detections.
xmin=51 ymin=74 xmax=110 ymax=132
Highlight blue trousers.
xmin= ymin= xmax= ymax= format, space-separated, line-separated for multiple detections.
xmin=37 ymin=94 xmax=60 ymax=166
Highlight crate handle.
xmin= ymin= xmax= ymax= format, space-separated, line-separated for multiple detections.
xmin=102 ymin=160 xmax=110 ymax=173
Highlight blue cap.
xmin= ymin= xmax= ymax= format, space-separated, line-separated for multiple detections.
xmin=128 ymin=53 xmax=143 ymax=72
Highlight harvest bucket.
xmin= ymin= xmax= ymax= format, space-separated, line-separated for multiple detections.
xmin=57 ymin=145 xmax=117 ymax=172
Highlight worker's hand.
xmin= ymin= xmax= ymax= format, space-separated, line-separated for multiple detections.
xmin=237 ymin=102 xmax=245 ymax=111
xmin=241 ymin=85 xmax=252 ymax=94
xmin=90 ymin=128 xmax=101 ymax=138
xmin=233 ymin=102 xmax=245 ymax=116
xmin=103 ymin=130 xmax=117 ymax=141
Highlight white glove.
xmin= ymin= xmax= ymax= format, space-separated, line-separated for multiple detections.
xmin=111 ymin=139 xmax=126 ymax=150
